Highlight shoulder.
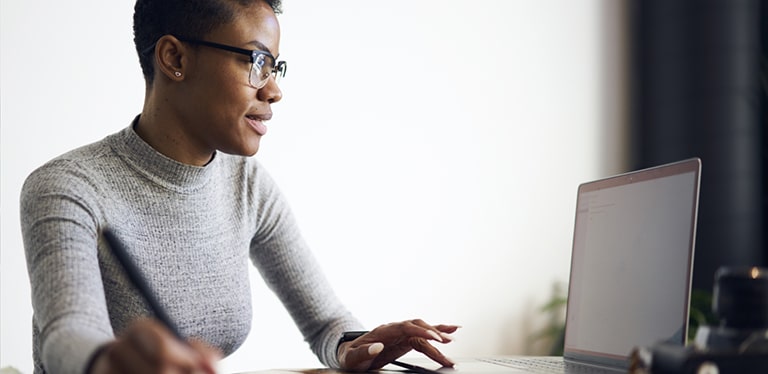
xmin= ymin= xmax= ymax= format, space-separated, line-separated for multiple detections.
xmin=24 ymin=139 xmax=109 ymax=188
xmin=20 ymin=132 xmax=123 ymax=211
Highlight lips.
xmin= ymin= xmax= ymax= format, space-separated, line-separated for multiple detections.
xmin=246 ymin=113 xmax=271 ymax=136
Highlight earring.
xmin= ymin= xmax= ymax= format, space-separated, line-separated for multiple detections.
xmin=174 ymin=71 xmax=182 ymax=77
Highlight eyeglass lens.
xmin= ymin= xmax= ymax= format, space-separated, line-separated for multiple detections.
xmin=250 ymin=53 xmax=286 ymax=88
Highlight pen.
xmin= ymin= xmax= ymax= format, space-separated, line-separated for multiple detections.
xmin=102 ymin=228 xmax=185 ymax=341
xmin=390 ymin=360 xmax=444 ymax=374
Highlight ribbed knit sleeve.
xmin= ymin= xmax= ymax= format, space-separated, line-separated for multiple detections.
xmin=21 ymin=158 xmax=115 ymax=374
xmin=246 ymin=164 xmax=364 ymax=368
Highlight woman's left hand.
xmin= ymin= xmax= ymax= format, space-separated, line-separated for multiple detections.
xmin=337 ymin=319 xmax=459 ymax=372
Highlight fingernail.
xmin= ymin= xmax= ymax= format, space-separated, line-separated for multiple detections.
xmin=368 ymin=342 xmax=384 ymax=355
xmin=440 ymin=332 xmax=454 ymax=342
xmin=445 ymin=357 xmax=456 ymax=366
xmin=427 ymin=330 xmax=443 ymax=342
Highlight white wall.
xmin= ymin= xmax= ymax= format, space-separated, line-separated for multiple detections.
xmin=0 ymin=1 xmax=627 ymax=373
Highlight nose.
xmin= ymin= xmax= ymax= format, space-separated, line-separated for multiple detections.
xmin=258 ymin=76 xmax=282 ymax=103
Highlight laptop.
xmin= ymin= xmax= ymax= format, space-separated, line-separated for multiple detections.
xmin=395 ymin=158 xmax=702 ymax=374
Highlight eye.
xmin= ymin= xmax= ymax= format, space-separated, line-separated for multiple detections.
xmin=254 ymin=54 xmax=267 ymax=69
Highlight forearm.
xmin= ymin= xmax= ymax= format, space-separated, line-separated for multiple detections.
xmin=254 ymin=237 xmax=363 ymax=367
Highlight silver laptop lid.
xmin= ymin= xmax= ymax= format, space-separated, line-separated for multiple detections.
xmin=562 ymin=158 xmax=701 ymax=369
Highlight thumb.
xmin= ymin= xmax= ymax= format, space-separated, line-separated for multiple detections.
xmin=340 ymin=342 xmax=385 ymax=371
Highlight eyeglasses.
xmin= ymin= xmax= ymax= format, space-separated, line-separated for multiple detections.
xmin=177 ymin=37 xmax=287 ymax=89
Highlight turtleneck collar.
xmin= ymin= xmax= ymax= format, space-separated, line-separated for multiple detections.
xmin=107 ymin=116 xmax=218 ymax=194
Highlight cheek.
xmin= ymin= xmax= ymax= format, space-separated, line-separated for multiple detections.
xmin=202 ymin=70 xmax=252 ymax=117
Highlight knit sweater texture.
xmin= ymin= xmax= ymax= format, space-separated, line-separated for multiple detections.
xmin=20 ymin=119 xmax=362 ymax=374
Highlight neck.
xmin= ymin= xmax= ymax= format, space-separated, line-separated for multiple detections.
xmin=136 ymin=85 xmax=215 ymax=166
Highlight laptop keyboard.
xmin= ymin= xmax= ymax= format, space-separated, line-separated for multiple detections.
xmin=480 ymin=357 xmax=609 ymax=373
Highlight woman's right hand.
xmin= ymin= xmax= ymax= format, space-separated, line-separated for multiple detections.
xmin=88 ymin=318 xmax=221 ymax=374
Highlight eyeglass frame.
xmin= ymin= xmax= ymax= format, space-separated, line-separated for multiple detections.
xmin=141 ymin=36 xmax=287 ymax=89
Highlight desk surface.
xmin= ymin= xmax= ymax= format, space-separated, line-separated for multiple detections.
xmin=235 ymin=369 xmax=407 ymax=374
xmin=235 ymin=364 xmax=418 ymax=374
xmin=235 ymin=370 xmax=346 ymax=374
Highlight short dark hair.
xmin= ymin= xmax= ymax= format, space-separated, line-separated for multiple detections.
xmin=133 ymin=0 xmax=283 ymax=84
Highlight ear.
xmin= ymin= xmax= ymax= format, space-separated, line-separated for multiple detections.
xmin=153 ymin=35 xmax=188 ymax=82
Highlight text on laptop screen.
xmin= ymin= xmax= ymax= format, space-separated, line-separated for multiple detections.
xmin=564 ymin=170 xmax=698 ymax=360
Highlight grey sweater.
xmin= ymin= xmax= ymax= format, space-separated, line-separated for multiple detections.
xmin=20 ymin=119 xmax=362 ymax=374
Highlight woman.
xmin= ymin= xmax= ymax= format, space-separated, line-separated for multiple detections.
xmin=20 ymin=0 xmax=457 ymax=373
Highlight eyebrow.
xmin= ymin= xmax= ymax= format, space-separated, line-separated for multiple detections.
xmin=248 ymin=40 xmax=279 ymax=59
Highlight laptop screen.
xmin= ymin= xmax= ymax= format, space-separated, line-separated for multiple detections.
xmin=563 ymin=158 xmax=701 ymax=367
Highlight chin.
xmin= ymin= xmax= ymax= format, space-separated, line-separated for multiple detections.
xmin=242 ymin=140 xmax=261 ymax=156
xmin=237 ymin=146 xmax=260 ymax=157
xmin=221 ymin=140 xmax=261 ymax=157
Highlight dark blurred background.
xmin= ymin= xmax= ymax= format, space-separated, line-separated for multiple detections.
xmin=629 ymin=0 xmax=767 ymax=294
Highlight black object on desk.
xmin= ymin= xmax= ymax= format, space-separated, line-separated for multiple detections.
xmin=388 ymin=360 xmax=445 ymax=374
xmin=338 ymin=331 xmax=444 ymax=374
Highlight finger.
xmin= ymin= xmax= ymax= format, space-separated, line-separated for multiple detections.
xmin=434 ymin=324 xmax=461 ymax=334
xmin=153 ymin=332 xmax=213 ymax=372
xmin=97 ymin=340 xmax=155 ymax=374
xmin=411 ymin=321 xmax=460 ymax=343
xmin=433 ymin=325 xmax=461 ymax=343
xmin=409 ymin=337 xmax=455 ymax=368
xmin=127 ymin=319 xmax=203 ymax=371
xmin=403 ymin=319 xmax=450 ymax=343
xmin=189 ymin=339 xmax=223 ymax=374
xmin=339 ymin=341 xmax=385 ymax=372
